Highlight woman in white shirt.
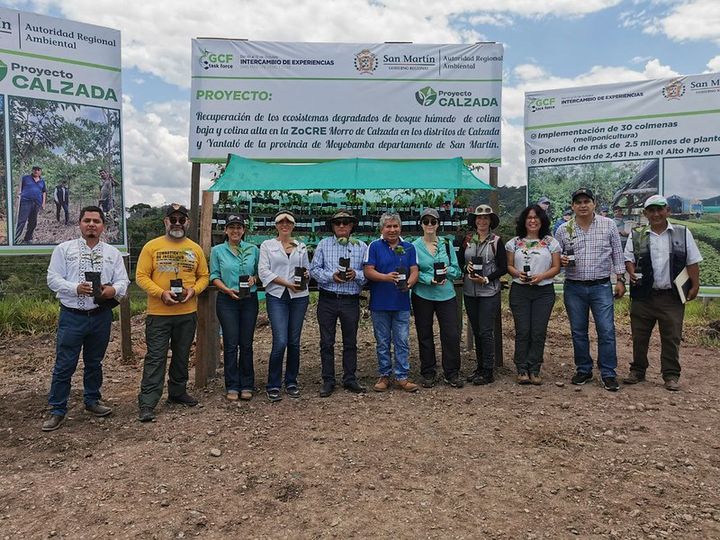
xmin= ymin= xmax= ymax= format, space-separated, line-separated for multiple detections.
xmin=506 ymin=205 xmax=561 ymax=385
xmin=258 ymin=210 xmax=310 ymax=402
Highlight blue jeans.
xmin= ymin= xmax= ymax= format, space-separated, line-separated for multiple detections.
xmin=265 ymin=291 xmax=309 ymax=390
xmin=563 ymin=280 xmax=618 ymax=378
xmin=371 ymin=310 xmax=411 ymax=379
xmin=216 ymin=292 xmax=259 ymax=392
xmin=48 ymin=307 xmax=113 ymax=416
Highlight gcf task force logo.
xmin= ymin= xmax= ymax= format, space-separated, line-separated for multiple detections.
xmin=0 ymin=60 xmax=7 ymax=82
xmin=662 ymin=79 xmax=685 ymax=100
xmin=199 ymin=49 xmax=234 ymax=70
xmin=415 ymin=86 xmax=437 ymax=106
xmin=354 ymin=49 xmax=377 ymax=74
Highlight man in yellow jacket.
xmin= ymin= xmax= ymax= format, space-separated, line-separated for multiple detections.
xmin=136 ymin=203 xmax=209 ymax=422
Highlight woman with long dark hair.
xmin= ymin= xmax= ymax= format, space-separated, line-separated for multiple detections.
xmin=505 ymin=205 xmax=561 ymax=385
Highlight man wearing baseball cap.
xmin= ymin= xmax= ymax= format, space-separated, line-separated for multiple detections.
xmin=555 ymin=188 xmax=626 ymax=391
xmin=309 ymin=210 xmax=368 ymax=397
xmin=135 ymin=203 xmax=209 ymax=421
xmin=623 ymin=194 xmax=702 ymax=391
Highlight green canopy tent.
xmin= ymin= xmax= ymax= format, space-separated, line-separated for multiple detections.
xmin=208 ymin=155 xmax=494 ymax=191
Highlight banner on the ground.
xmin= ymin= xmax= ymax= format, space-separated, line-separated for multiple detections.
xmin=189 ymin=40 xmax=503 ymax=163
xmin=0 ymin=8 xmax=124 ymax=252
xmin=525 ymin=73 xmax=720 ymax=289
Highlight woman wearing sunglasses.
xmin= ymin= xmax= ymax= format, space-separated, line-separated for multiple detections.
xmin=411 ymin=208 xmax=463 ymax=388
xmin=258 ymin=209 xmax=310 ymax=402
xmin=210 ymin=214 xmax=260 ymax=401
xmin=505 ymin=205 xmax=561 ymax=385
xmin=458 ymin=204 xmax=507 ymax=385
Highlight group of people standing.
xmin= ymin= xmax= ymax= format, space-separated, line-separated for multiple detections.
xmin=40 ymin=189 xmax=703 ymax=431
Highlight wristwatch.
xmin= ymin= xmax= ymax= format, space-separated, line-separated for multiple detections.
xmin=616 ymin=275 xmax=626 ymax=284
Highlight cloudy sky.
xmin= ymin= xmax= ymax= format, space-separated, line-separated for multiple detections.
xmin=7 ymin=0 xmax=720 ymax=207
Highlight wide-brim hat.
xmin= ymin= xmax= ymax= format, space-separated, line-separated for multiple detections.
xmin=468 ymin=204 xmax=499 ymax=229
xmin=326 ymin=209 xmax=358 ymax=229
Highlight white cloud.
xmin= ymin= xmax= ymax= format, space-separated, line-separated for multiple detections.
xmin=656 ymin=0 xmax=720 ymax=43
xmin=707 ymin=55 xmax=720 ymax=72
xmin=13 ymin=0 xmax=622 ymax=88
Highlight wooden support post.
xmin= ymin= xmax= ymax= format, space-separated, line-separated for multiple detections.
xmin=189 ymin=162 xmax=201 ymax=242
xmin=489 ymin=165 xmax=503 ymax=367
xmin=119 ymin=253 xmax=133 ymax=362
xmin=195 ymin=190 xmax=220 ymax=388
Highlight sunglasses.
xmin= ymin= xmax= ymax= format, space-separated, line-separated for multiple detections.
xmin=421 ymin=218 xmax=438 ymax=226
xmin=168 ymin=216 xmax=187 ymax=225
xmin=333 ymin=219 xmax=352 ymax=226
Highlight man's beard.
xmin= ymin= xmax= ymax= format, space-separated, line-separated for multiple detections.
xmin=169 ymin=228 xmax=185 ymax=239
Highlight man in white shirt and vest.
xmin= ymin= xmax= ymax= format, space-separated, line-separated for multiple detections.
xmin=624 ymin=195 xmax=702 ymax=391
xmin=43 ymin=206 xmax=129 ymax=431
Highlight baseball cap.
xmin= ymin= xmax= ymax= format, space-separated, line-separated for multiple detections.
xmin=571 ymin=188 xmax=595 ymax=202
xmin=420 ymin=208 xmax=440 ymax=220
xmin=537 ymin=196 xmax=551 ymax=205
xmin=643 ymin=195 xmax=668 ymax=208
xmin=226 ymin=214 xmax=245 ymax=226
xmin=165 ymin=203 xmax=189 ymax=217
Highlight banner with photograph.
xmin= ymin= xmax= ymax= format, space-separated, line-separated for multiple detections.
xmin=525 ymin=73 xmax=720 ymax=288
xmin=189 ymin=40 xmax=503 ymax=163
xmin=0 ymin=8 xmax=123 ymax=252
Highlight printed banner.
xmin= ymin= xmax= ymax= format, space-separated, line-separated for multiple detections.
xmin=525 ymin=74 xmax=720 ymax=288
xmin=189 ymin=40 xmax=503 ymax=163
xmin=0 ymin=8 xmax=123 ymax=252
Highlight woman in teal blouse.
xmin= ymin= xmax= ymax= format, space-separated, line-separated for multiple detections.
xmin=210 ymin=214 xmax=260 ymax=401
xmin=411 ymin=208 xmax=463 ymax=388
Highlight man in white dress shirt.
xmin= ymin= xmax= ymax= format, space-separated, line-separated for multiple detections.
xmin=43 ymin=206 xmax=129 ymax=431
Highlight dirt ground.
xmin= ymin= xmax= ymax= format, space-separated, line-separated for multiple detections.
xmin=1 ymin=304 xmax=719 ymax=540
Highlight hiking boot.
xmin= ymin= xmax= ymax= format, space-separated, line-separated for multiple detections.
xmin=623 ymin=371 xmax=646 ymax=385
xmin=664 ymin=378 xmax=680 ymax=391
xmin=225 ymin=390 xmax=239 ymax=401
xmin=516 ymin=373 xmax=531 ymax=385
xmin=466 ymin=370 xmax=479 ymax=383
xmin=167 ymin=393 xmax=198 ymax=407
xmin=420 ymin=375 xmax=436 ymax=388
xmin=85 ymin=402 xmax=112 ymax=417
xmin=443 ymin=374 xmax=464 ymax=388
xmin=41 ymin=413 xmax=65 ymax=432
xmin=373 ymin=376 xmax=391 ymax=392
xmin=571 ymin=372 xmax=593 ymax=385
xmin=138 ymin=407 xmax=155 ymax=423
xmin=240 ymin=390 xmax=253 ymax=401
xmin=602 ymin=377 xmax=620 ymax=392
xmin=395 ymin=379 xmax=419 ymax=393
xmin=529 ymin=373 xmax=543 ymax=386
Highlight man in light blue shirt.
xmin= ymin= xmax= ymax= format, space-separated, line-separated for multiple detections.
xmin=309 ymin=210 xmax=367 ymax=397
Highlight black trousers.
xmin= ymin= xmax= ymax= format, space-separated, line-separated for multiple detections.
xmin=411 ymin=293 xmax=461 ymax=378
xmin=317 ymin=293 xmax=360 ymax=384
xmin=508 ymin=283 xmax=555 ymax=375
xmin=464 ymin=293 xmax=500 ymax=372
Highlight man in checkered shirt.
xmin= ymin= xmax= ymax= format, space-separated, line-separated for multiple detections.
xmin=555 ymin=188 xmax=626 ymax=392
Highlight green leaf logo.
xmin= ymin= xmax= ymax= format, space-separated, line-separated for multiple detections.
xmin=415 ymin=86 xmax=437 ymax=106
xmin=0 ymin=60 xmax=7 ymax=82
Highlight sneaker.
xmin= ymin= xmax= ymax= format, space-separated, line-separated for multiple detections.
xmin=602 ymin=377 xmax=620 ymax=392
xmin=466 ymin=370 xmax=479 ymax=383
xmin=516 ymin=373 xmax=531 ymax=385
xmin=266 ymin=389 xmax=282 ymax=402
xmin=571 ymin=372 xmax=593 ymax=385
xmin=138 ymin=407 xmax=155 ymax=423
xmin=395 ymin=379 xmax=419 ymax=393
xmin=373 ymin=376 xmax=391 ymax=392
xmin=225 ymin=390 xmax=239 ymax=401
xmin=167 ymin=393 xmax=199 ymax=407
xmin=444 ymin=375 xmax=464 ymax=388
xmin=285 ymin=385 xmax=301 ymax=398
xmin=529 ymin=373 xmax=543 ymax=386
xmin=85 ymin=402 xmax=112 ymax=417
xmin=240 ymin=390 xmax=253 ymax=401
xmin=420 ymin=375 xmax=436 ymax=388
xmin=623 ymin=371 xmax=646 ymax=385
xmin=41 ymin=413 xmax=65 ymax=432
xmin=664 ymin=378 xmax=680 ymax=391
